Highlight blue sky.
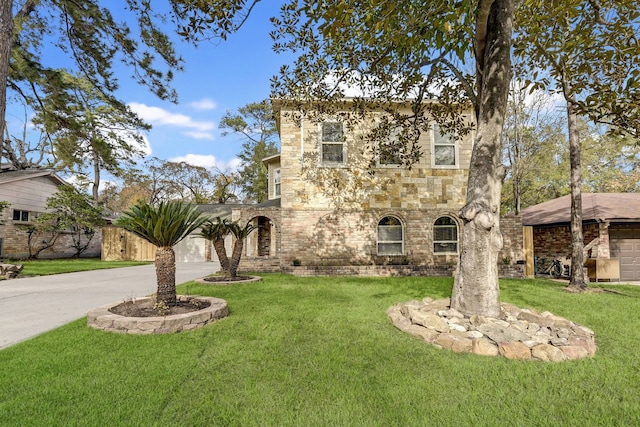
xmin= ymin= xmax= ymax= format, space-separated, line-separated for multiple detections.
xmin=121 ymin=2 xmax=290 ymax=170
xmin=5 ymin=1 xmax=290 ymax=173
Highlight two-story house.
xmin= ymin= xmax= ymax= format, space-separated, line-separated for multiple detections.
xmin=0 ymin=167 xmax=102 ymax=259
xmin=233 ymin=100 xmax=524 ymax=276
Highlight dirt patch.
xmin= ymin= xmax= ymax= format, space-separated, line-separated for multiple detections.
xmin=109 ymin=298 xmax=211 ymax=317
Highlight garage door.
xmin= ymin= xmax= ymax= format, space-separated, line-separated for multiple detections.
xmin=174 ymin=236 xmax=207 ymax=262
xmin=610 ymin=227 xmax=640 ymax=282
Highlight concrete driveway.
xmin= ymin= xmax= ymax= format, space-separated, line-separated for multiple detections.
xmin=0 ymin=262 xmax=217 ymax=350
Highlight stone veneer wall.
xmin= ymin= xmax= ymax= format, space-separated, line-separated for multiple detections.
xmin=234 ymin=207 xmax=524 ymax=278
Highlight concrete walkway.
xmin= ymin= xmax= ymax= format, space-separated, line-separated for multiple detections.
xmin=0 ymin=262 xmax=217 ymax=350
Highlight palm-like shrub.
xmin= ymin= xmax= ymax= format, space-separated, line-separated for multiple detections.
xmin=228 ymin=221 xmax=257 ymax=278
xmin=115 ymin=200 xmax=207 ymax=306
xmin=197 ymin=218 xmax=256 ymax=278
xmin=196 ymin=217 xmax=232 ymax=273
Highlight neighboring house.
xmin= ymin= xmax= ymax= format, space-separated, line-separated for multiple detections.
xmin=521 ymin=193 xmax=640 ymax=282
xmin=233 ymin=100 xmax=524 ymax=277
xmin=0 ymin=167 xmax=101 ymax=259
xmin=102 ymin=204 xmax=245 ymax=263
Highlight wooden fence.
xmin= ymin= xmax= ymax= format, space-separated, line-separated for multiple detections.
xmin=101 ymin=226 xmax=156 ymax=261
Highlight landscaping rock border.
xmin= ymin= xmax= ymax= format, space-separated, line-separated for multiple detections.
xmin=87 ymin=296 xmax=228 ymax=334
xmin=388 ymin=297 xmax=596 ymax=361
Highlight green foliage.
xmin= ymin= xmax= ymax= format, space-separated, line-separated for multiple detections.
xmin=514 ymin=0 xmax=640 ymax=136
xmin=220 ymin=100 xmax=279 ymax=203
xmin=197 ymin=217 xmax=233 ymax=242
xmin=22 ymin=185 xmax=103 ymax=259
xmin=2 ymin=275 xmax=640 ymax=425
xmin=197 ymin=217 xmax=256 ymax=277
xmin=115 ymin=200 xmax=208 ymax=248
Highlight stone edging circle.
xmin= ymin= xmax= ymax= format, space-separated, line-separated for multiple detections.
xmin=388 ymin=297 xmax=597 ymax=361
xmin=87 ymin=295 xmax=229 ymax=335
xmin=194 ymin=275 xmax=263 ymax=285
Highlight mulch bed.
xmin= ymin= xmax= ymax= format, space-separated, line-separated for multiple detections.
xmin=202 ymin=275 xmax=255 ymax=283
xmin=109 ymin=298 xmax=211 ymax=317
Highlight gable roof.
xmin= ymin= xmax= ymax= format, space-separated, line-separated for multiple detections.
xmin=521 ymin=193 xmax=640 ymax=226
xmin=0 ymin=169 xmax=67 ymax=186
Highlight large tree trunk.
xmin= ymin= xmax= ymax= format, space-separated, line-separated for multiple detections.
xmin=155 ymin=246 xmax=177 ymax=306
xmin=565 ymin=101 xmax=587 ymax=291
xmin=0 ymin=1 xmax=13 ymax=141
xmin=451 ymin=0 xmax=513 ymax=318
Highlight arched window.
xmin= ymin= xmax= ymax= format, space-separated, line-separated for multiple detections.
xmin=433 ymin=216 xmax=458 ymax=253
xmin=377 ymin=216 xmax=404 ymax=255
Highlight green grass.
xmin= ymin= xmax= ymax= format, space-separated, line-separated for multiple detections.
xmin=1 ymin=274 xmax=640 ymax=426
xmin=7 ymin=258 xmax=151 ymax=277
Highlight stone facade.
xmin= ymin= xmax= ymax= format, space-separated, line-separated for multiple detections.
xmin=235 ymin=101 xmax=524 ymax=277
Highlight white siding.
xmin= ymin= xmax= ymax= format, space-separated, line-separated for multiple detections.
xmin=0 ymin=176 xmax=60 ymax=212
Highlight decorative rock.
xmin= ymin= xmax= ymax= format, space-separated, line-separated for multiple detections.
xmin=449 ymin=323 xmax=467 ymax=332
xmin=518 ymin=311 xmax=555 ymax=328
xmin=499 ymin=341 xmax=532 ymax=360
xmin=406 ymin=324 xmax=439 ymax=342
xmin=438 ymin=308 xmax=464 ymax=319
xmin=550 ymin=337 xmax=569 ymax=346
xmin=568 ymin=336 xmax=597 ymax=356
xmin=472 ymin=338 xmax=499 ymax=357
xmin=387 ymin=298 xmax=596 ymax=362
xmin=490 ymin=318 xmax=511 ymax=328
xmin=410 ymin=309 xmax=449 ymax=332
xmin=476 ymin=323 xmax=531 ymax=343
xmin=532 ymin=344 xmax=566 ymax=362
xmin=560 ymin=345 xmax=590 ymax=359
xmin=467 ymin=330 xmax=484 ymax=339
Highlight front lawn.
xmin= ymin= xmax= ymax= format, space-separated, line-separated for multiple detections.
xmin=8 ymin=258 xmax=151 ymax=277
xmin=1 ymin=275 xmax=638 ymax=426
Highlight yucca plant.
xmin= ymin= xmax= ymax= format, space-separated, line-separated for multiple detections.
xmin=115 ymin=200 xmax=208 ymax=306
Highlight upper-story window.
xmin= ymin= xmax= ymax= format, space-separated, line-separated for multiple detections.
xmin=432 ymin=123 xmax=458 ymax=168
xmin=320 ymin=121 xmax=346 ymax=166
xmin=274 ymin=168 xmax=281 ymax=198
xmin=378 ymin=126 xmax=402 ymax=167
xmin=377 ymin=216 xmax=404 ymax=255
xmin=12 ymin=209 xmax=30 ymax=222
xmin=433 ymin=216 xmax=458 ymax=254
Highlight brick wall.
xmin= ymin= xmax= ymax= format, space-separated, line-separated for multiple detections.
xmin=533 ymin=222 xmax=600 ymax=260
xmin=0 ymin=218 xmax=101 ymax=259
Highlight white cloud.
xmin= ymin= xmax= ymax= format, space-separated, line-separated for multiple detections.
xmin=128 ymin=102 xmax=215 ymax=133
xmin=184 ymin=131 xmax=216 ymax=140
xmin=168 ymin=154 xmax=242 ymax=172
xmin=190 ymin=99 xmax=217 ymax=111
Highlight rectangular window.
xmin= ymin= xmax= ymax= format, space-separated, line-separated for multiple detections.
xmin=320 ymin=122 xmax=345 ymax=165
xmin=378 ymin=126 xmax=402 ymax=166
xmin=274 ymin=168 xmax=281 ymax=198
xmin=12 ymin=209 xmax=29 ymax=222
xmin=432 ymin=123 xmax=457 ymax=167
